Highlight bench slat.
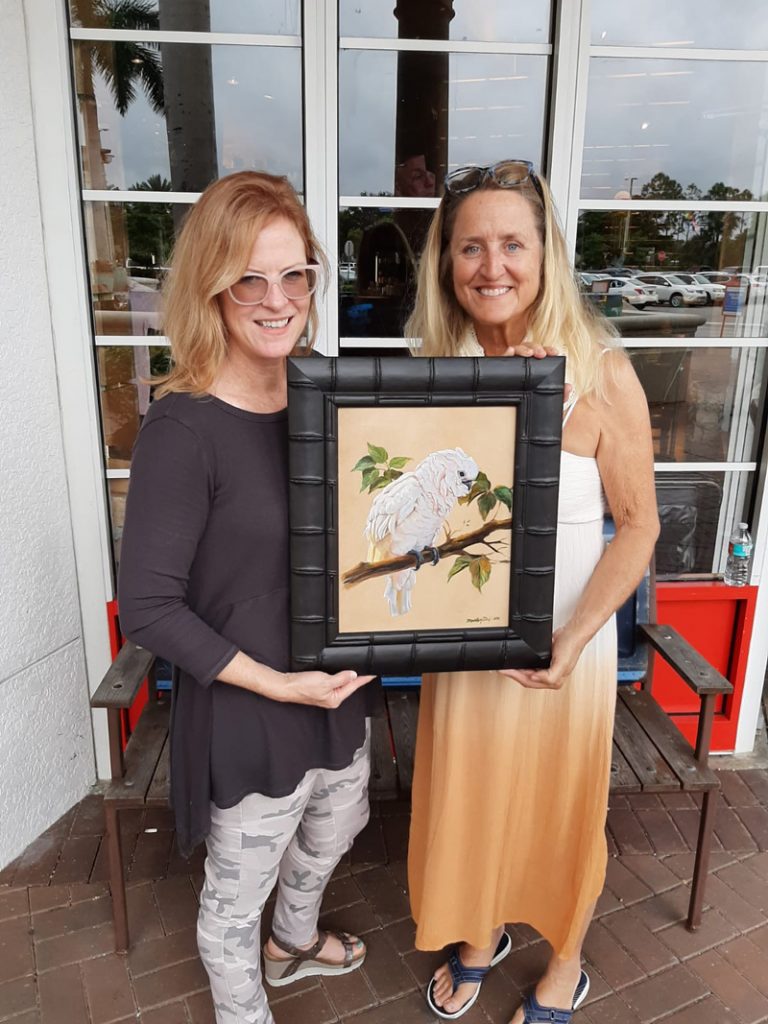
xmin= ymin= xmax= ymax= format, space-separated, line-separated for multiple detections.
xmin=609 ymin=739 xmax=641 ymax=793
xmin=104 ymin=698 xmax=170 ymax=805
xmin=146 ymin=734 xmax=171 ymax=806
xmin=619 ymin=689 xmax=717 ymax=792
xmin=612 ymin=698 xmax=678 ymax=792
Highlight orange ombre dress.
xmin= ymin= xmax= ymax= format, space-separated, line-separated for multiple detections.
xmin=408 ymin=445 xmax=617 ymax=958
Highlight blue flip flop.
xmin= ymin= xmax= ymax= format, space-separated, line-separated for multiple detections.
xmin=521 ymin=969 xmax=590 ymax=1022
xmin=426 ymin=930 xmax=513 ymax=1020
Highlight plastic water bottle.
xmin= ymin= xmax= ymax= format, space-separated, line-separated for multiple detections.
xmin=723 ymin=522 xmax=753 ymax=586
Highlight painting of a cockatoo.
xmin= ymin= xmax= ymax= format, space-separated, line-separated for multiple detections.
xmin=364 ymin=447 xmax=479 ymax=616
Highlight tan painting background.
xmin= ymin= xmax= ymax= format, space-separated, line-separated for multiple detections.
xmin=337 ymin=405 xmax=517 ymax=633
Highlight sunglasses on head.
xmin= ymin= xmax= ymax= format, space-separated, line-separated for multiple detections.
xmin=443 ymin=159 xmax=544 ymax=202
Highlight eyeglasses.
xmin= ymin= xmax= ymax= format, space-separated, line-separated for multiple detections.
xmin=227 ymin=265 xmax=319 ymax=306
xmin=444 ymin=160 xmax=544 ymax=202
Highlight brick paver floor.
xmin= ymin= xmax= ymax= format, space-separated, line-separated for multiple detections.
xmin=1 ymin=769 xmax=767 ymax=1023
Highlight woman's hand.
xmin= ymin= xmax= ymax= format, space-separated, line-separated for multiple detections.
xmin=498 ymin=626 xmax=584 ymax=690
xmin=503 ymin=342 xmax=558 ymax=359
xmin=275 ymin=669 xmax=375 ymax=708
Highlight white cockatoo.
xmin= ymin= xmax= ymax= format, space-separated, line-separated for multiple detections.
xmin=364 ymin=447 xmax=479 ymax=616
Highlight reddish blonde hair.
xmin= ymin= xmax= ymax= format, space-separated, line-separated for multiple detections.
xmin=155 ymin=172 xmax=327 ymax=397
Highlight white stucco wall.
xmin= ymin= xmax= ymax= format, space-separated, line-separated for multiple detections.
xmin=0 ymin=0 xmax=95 ymax=868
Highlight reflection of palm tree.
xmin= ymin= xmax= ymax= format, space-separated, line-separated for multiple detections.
xmin=74 ymin=0 xmax=167 ymax=307
xmin=73 ymin=0 xmax=164 ymax=118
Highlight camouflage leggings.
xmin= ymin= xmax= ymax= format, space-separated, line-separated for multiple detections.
xmin=197 ymin=727 xmax=371 ymax=1023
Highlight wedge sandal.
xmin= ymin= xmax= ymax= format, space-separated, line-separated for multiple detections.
xmin=263 ymin=930 xmax=366 ymax=988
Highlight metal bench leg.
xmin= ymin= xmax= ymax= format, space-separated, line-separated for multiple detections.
xmin=688 ymin=788 xmax=717 ymax=931
xmin=105 ymin=803 xmax=129 ymax=952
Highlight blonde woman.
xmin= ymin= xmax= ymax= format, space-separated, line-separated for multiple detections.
xmin=118 ymin=172 xmax=374 ymax=1024
xmin=405 ymin=161 xmax=660 ymax=1022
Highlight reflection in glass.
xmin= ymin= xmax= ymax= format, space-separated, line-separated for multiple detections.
xmin=654 ymin=471 xmax=754 ymax=577
xmin=654 ymin=471 xmax=733 ymax=576
xmin=70 ymin=0 xmax=300 ymax=35
xmin=628 ymin=348 xmax=766 ymax=463
xmin=591 ymin=0 xmax=768 ymax=49
xmin=576 ymin=210 xmax=768 ymax=339
xmin=582 ymin=58 xmax=768 ymax=201
xmin=108 ymin=477 xmax=129 ymax=569
xmin=339 ymin=206 xmax=438 ymax=338
xmin=98 ymin=345 xmax=170 ymax=468
xmin=73 ymin=41 xmax=303 ymax=191
xmin=340 ymin=0 xmax=551 ymax=44
xmin=339 ymin=50 xmax=548 ymax=197
xmin=84 ymin=200 xmax=189 ymax=335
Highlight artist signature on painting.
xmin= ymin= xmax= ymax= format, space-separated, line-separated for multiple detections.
xmin=466 ymin=615 xmax=501 ymax=624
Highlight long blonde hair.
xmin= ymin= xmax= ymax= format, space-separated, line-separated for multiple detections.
xmin=155 ymin=171 xmax=328 ymax=398
xmin=405 ymin=171 xmax=619 ymax=399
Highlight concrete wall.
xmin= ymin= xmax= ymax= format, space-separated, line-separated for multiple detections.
xmin=0 ymin=0 xmax=95 ymax=868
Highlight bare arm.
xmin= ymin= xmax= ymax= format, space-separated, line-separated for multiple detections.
xmin=502 ymin=350 xmax=659 ymax=688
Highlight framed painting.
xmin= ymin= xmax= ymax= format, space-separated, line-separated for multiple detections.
xmin=287 ymin=355 xmax=564 ymax=676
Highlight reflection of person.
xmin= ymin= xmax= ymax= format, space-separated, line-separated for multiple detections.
xmin=405 ymin=160 xmax=660 ymax=1022
xmin=395 ymin=153 xmax=436 ymax=197
xmin=117 ymin=172 xmax=374 ymax=1023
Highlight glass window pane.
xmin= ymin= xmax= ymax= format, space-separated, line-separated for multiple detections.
xmin=70 ymin=0 xmax=300 ymax=36
xmin=339 ymin=0 xmax=551 ymax=44
xmin=339 ymin=50 xmax=548 ymax=197
xmin=582 ymin=58 xmax=768 ymax=201
xmin=576 ymin=210 xmax=768 ymax=339
xmin=654 ymin=471 xmax=752 ymax=577
xmin=108 ymin=477 xmax=129 ymax=570
xmin=73 ymin=42 xmax=303 ymax=191
xmin=591 ymin=0 xmax=768 ymax=49
xmin=84 ymin=200 xmax=189 ymax=335
xmin=629 ymin=348 xmax=766 ymax=463
xmin=98 ymin=345 xmax=170 ymax=468
xmin=339 ymin=206 xmax=439 ymax=338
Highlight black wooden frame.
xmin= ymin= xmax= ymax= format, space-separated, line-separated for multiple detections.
xmin=287 ymin=355 xmax=565 ymax=675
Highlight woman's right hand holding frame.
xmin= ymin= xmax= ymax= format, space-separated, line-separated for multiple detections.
xmin=218 ymin=651 xmax=374 ymax=708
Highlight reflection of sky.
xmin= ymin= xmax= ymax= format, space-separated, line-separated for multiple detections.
xmin=339 ymin=0 xmax=551 ymax=43
xmin=70 ymin=0 xmax=299 ymax=35
xmin=339 ymin=51 xmax=548 ymax=195
xmin=87 ymin=43 xmax=303 ymax=190
xmin=583 ymin=59 xmax=768 ymax=200
xmin=591 ymin=0 xmax=768 ymax=48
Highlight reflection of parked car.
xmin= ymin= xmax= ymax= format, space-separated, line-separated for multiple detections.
xmin=634 ymin=273 xmax=708 ymax=307
xmin=598 ymin=266 xmax=638 ymax=279
xmin=673 ymin=273 xmax=725 ymax=305
xmin=604 ymin=277 xmax=658 ymax=309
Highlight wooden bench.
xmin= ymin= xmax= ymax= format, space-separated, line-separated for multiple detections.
xmin=93 ymin=613 xmax=732 ymax=951
xmin=378 ymin=617 xmax=733 ymax=932
xmin=91 ymin=642 xmax=169 ymax=952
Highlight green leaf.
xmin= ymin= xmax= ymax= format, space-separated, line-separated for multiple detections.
xmin=492 ymin=486 xmax=513 ymax=510
xmin=352 ymin=455 xmax=377 ymax=473
xmin=360 ymin=467 xmax=379 ymax=491
xmin=447 ymin=555 xmax=473 ymax=581
xmin=388 ymin=456 xmax=411 ymax=469
xmin=463 ymin=471 xmax=491 ymax=505
xmin=478 ymin=492 xmax=498 ymax=521
xmin=370 ymin=475 xmax=391 ymax=491
xmin=469 ymin=555 xmax=492 ymax=591
xmin=367 ymin=443 xmax=388 ymax=464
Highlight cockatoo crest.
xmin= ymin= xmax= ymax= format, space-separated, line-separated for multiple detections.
xmin=364 ymin=447 xmax=479 ymax=616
